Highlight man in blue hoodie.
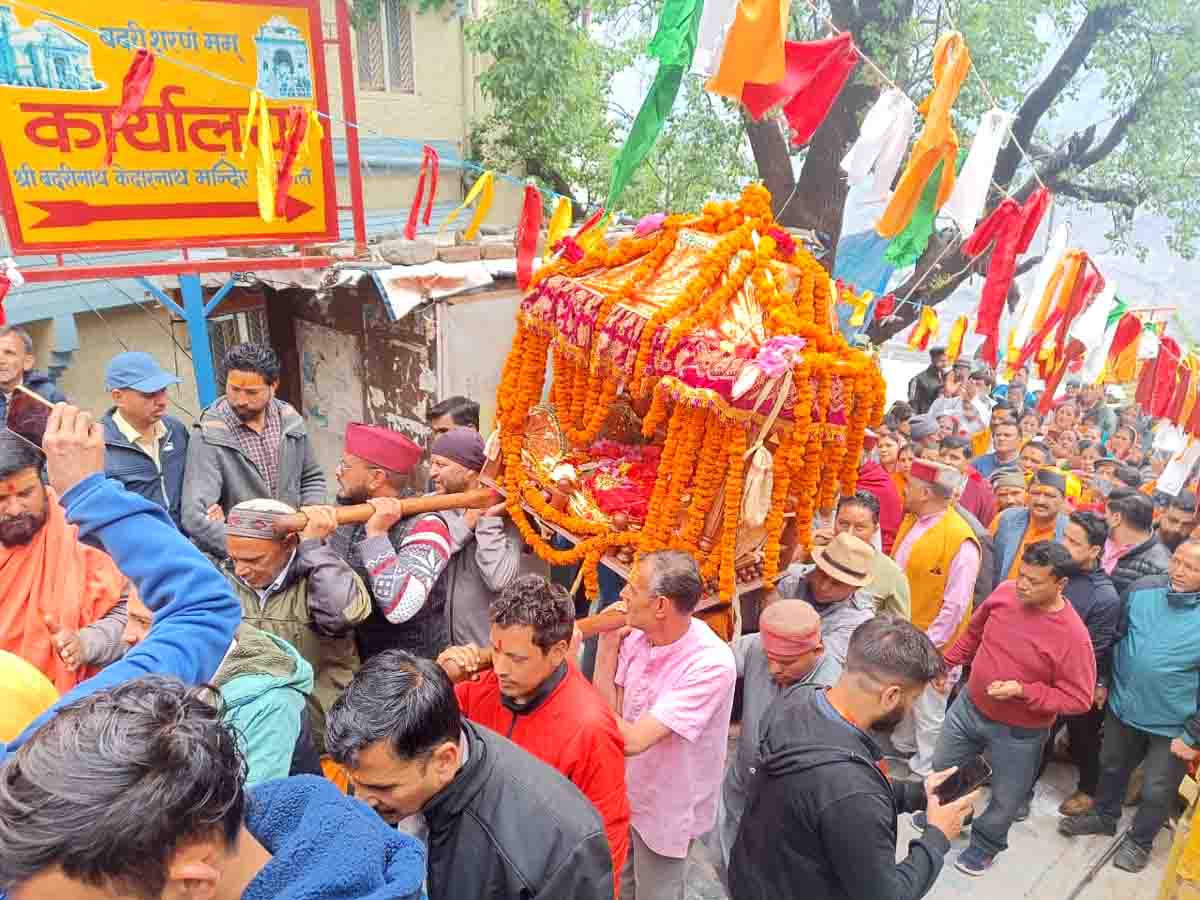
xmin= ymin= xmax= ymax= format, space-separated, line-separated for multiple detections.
xmin=0 ymin=404 xmax=426 ymax=900
xmin=1060 ymin=539 xmax=1200 ymax=873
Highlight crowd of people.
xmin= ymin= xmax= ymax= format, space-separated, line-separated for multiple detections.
xmin=1 ymin=326 xmax=1198 ymax=899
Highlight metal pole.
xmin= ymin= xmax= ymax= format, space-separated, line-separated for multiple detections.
xmin=334 ymin=0 xmax=368 ymax=249
xmin=180 ymin=273 xmax=219 ymax=407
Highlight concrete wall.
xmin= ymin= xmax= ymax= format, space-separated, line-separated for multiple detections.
xmin=32 ymin=307 xmax=203 ymax=425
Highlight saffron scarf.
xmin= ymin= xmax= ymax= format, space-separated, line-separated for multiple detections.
xmin=0 ymin=488 xmax=125 ymax=692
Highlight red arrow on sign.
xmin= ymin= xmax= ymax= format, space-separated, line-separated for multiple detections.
xmin=28 ymin=195 xmax=315 ymax=229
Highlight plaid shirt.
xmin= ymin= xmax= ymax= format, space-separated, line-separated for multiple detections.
xmin=220 ymin=398 xmax=283 ymax=497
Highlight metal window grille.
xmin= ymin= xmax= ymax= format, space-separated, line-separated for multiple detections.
xmin=385 ymin=0 xmax=415 ymax=94
xmin=209 ymin=308 xmax=270 ymax=392
xmin=355 ymin=16 xmax=385 ymax=92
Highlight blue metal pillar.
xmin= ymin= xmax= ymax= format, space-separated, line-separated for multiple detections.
xmin=137 ymin=274 xmax=237 ymax=409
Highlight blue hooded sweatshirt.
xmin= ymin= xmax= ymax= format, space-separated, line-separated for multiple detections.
xmin=244 ymin=776 xmax=425 ymax=900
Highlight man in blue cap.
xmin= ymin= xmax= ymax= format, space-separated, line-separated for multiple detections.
xmin=100 ymin=352 xmax=190 ymax=529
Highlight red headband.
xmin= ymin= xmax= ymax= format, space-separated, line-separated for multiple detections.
xmin=760 ymin=620 xmax=822 ymax=658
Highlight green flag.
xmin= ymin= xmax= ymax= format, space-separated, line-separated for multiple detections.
xmin=607 ymin=0 xmax=703 ymax=209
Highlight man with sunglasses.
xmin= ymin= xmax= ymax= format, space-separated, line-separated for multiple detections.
xmin=100 ymin=352 xmax=189 ymax=530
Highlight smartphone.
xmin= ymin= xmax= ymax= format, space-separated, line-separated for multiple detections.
xmin=933 ymin=754 xmax=992 ymax=805
xmin=5 ymin=384 xmax=53 ymax=451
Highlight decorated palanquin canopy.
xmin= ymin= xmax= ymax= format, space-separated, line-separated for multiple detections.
xmin=490 ymin=184 xmax=884 ymax=619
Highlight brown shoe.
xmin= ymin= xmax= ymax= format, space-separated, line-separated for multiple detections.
xmin=1059 ymin=791 xmax=1095 ymax=817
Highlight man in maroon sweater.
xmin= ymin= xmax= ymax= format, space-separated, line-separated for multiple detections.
xmin=925 ymin=541 xmax=1096 ymax=877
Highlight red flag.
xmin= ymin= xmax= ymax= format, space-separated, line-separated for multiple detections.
xmin=404 ymin=145 xmax=440 ymax=241
xmin=873 ymin=294 xmax=896 ymax=320
xmin=275 ymin=106 xmax=308 ymax=219
xmin=516 ymin=184 xmax=543 ymax=291
xmin=964 ymin=187 xmax=1052 ymax=365
xmin=742 ymin=34 xmax=860 ymax=146
xmin=106 ymin=50 xmax=155 ymax=166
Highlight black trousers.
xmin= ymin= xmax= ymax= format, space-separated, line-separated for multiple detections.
xmin=1094 ymin=710 xmax=1188 ymax=851
xmin=1037 ymin=705 xmax=1106 ymax=795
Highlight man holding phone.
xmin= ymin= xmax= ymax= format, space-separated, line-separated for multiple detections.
xmin=729 ymin=617 xmax=979 ymax=900
xmin=929 ymin=541 xmax=1096 ymax=877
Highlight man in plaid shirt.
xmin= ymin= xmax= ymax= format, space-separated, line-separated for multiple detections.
xmin=182 ymin=342 xmax=327 ymax=557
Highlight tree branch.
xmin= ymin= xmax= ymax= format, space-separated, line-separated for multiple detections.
xmin=993 ymin=3 xmax=1133 ymax=189
xmin=1051 ymin=180 xmax=1139 ymax=209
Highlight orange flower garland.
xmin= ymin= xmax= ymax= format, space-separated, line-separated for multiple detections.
xmin=647 ymin=404 xmax=707 ymax=550
xmin=819 ymin=375 xmax=852 ymax=513
xmin=793 ymin=362 xmax=834 ymax=549
xmin=680 ymin=412 xmax=730 ymax=550
xmin=641 ymin=382 xmax=671 ymax=439
xmin=761 ymin=362 xmax=814 ymax=584
xmin=718 ymin=426 xmax=749 ymax=600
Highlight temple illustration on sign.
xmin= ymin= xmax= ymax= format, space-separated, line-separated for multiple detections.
xmin=0 ymin=6 xmax=103 ymax=91
xmin=254 ymin=16 xmax=312 ymax=99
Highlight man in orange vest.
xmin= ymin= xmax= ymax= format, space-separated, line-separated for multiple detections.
xmin=890 ymin=459 xmax=982 ymax=776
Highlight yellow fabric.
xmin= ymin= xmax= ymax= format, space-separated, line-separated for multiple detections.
xmin=444 ymin=170 xmax=496 ymax=241
xmin=908 ymin=306 xmax=940 ymax=350
xmin=0 ymin=649 xmax=58 ymax=741
xmin=1028 ymin=250 xmax=1085 ymax=371
xmin=877 ymin=33 xmax=971 ymax=237
xmin=240 ymin=89 xmax=276 ymax=223
xmin=1006 ymin=521 xmax=1056 ymax=580
xmin=1107 ymin=330 xmax=1142 ymax=384
xmin=848 ymin=290 xmax=873 ymax=328
xmin=946 ymin=315 xmax=968 ymax=362
xmin=706 ymin=0 xmax=792 ymax=100
xmin=112 ymin=412 xmax=166 ymax=470
xmin=1183 ymin=356 xmax=1200 ymax=426
xmin=545 ymin=197 xmax=572 ymax=259
xmin=893 ymin=507 xmax=980 ymax=643
xmin=971 ymin=427 xmax=991 ymax=458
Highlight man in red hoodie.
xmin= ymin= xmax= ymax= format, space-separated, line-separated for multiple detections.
xmin=437 ymin=574 xmax=630 ymax=889
xmin=855 ymin=430 xmax=903 ymax=554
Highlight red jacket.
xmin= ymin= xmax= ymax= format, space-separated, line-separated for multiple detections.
xmin=856 ymin=460 xmax=903 ymax=554
xmin=960 ymin=468 xmax=997 ymax=528
xmin=457 ymin=664 xmax=630 ymax=889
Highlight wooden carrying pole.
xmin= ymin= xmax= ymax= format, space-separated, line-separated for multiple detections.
xmin=271 ymin=487 xmax=499 ymax=536
xmin=440 ymin=604 xmax=628 ymax=683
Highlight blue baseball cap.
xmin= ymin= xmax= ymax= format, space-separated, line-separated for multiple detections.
xmin=104 ymin=352 xmax=182 ymax=393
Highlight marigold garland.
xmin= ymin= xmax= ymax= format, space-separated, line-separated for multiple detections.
xmin=718 ymin=426 xmax=749 ymax=600
xmin=680 ymin=412 xmax=730 ymax=550
xmin=648 ymin=403 xmax=707 ymax=550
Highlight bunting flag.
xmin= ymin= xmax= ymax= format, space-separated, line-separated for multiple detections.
xmin=706 ymin=0 xmax=791 ymax=99
xmin=544 ymin=197 xmax=572 ymax=260
xmin=940 ymin=108 xmax=1015 ymax=234
xmin=1167 ymin=355 xmax=1193 ymax=422
xmin=847 ymin=290 xmax=873 ymax=327
xmin=873 ymin=293 xmax=896 ymax=321
xmin=1104 ymin=312 xmax=1144 ymax=384
xmin=964 ymin=186 xmax=1052 ymax=365
xmin=877 ymin=33 xmax=971 ymax=238
xmin=946 ymin=315 xmax=969 ymax=362
xmin=885 ymin=155 xmax=961 ymax=268
xmin=608 ymin=0 xmax=703 ymax=208
xmin=841 ymin=88 xmax=916 ymax=203
xmin=1076 ymin=283 xmax=1118 ymax=384
xmin=741 ymin=33 xmax=860 ymax=147
xmin=274 ymin=106 xmax=322 ymax=220
xmin=691 ymin=0 xmax=740 ymax=78
xmin=241 ymin=89 xmax=277 ymax=223
xmin=515 ymin=183 xmax=543 ymax=291
xmin=404 ymin=145 xmax=440 ymax=241
xmin=1012 ymin=225 xmax=1069 ymax=351
xmin=106 ymin=50 xmax=156 ymax=167
xmin=443 ymin=170 xmax=495 ymax=240
xmin=908 ymin=305 xmax=940 ymax=350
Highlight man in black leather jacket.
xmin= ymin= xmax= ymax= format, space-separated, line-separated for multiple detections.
xmin=907 ymin=347 xmax=947 ymax=415
xmin=327 ymin=649 xmax=614 ymax=900
xmin=1105 ymin=489 xmax=1171 ymax=599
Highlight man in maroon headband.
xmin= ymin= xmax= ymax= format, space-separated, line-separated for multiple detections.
xmin=711 ymin=598 xmax=841 ymax=878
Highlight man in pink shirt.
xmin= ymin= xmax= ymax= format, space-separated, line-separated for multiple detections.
xmin=890 ymin=459 xmax=982 ymax=778
xmin=595 ymin=550 xmax=736 ymax=900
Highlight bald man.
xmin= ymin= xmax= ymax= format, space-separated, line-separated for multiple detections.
xmin=711 ymin=599 xmax=843 ymax=876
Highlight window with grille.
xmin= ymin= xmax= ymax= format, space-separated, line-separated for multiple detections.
xmin=355 ymin=1 xmax=415 ymax=94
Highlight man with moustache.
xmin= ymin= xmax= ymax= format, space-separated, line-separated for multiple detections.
xmin=729 ymin=617 xmax=978 ymax=900
xmin=0 ymin=431 xmax=127 ymax=693
xmin=0 ymin=325 xmax=65 ymax=428
xmin=182 ymin=342 xmax=326 ymax=557
xmin=711 ymin=599 xmax=841 ymax=875
xmin=1157 ymin=490 xmax=1197 ymax=553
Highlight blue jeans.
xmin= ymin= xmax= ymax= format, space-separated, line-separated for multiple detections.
xmin=933 ymin=692 xmax=1049 ymax=857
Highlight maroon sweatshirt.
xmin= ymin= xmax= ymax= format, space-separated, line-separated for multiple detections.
xmin=944 ymin=581 xmax=1096 ymax=728
xmin=856 ymin=460 xmax=903 ymax=555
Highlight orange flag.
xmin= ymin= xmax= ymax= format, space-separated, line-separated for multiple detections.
xmin=706 ymin=0 xmax=791 ymax=99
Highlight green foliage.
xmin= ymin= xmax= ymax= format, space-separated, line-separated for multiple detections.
xmin=465 ymin=0 xmax=619 ymax=206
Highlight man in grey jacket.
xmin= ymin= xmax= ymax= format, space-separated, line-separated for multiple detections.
xmin=182 ymin=342 xmax=326 ymax=557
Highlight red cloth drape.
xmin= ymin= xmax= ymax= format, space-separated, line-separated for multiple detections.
xmin=106 ymin=50 xmax=155 ymax=166
xmin=515 ymin=184 xmax=543 ymax=291
xmin=742 ymin=33 xmax=860 ymax=146
xmin=964 ymin=187 xmax=1052 ymax=365
xmin=274 ymin=106 xmax=309 ymax=219
xmin=404 ymin=145 xmax=440 ymax=241
xmin=1167 ymin=360 xmax=1192 ymax=423
xmin=1150 ymin=337 xmax=1182 ymax=418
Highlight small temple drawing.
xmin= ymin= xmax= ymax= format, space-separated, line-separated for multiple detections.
xmin=0 ymin=6 xmax=103 ymax=90
xmin=254 ymin=16 xmax=312 ymax=99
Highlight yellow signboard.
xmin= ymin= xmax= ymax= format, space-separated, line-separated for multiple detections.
xmin=0 ymin=0 xmax=338 ymax=252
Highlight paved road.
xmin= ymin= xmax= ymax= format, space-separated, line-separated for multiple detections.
xmin=683 ymin=758 xmax=1168 ymax=899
